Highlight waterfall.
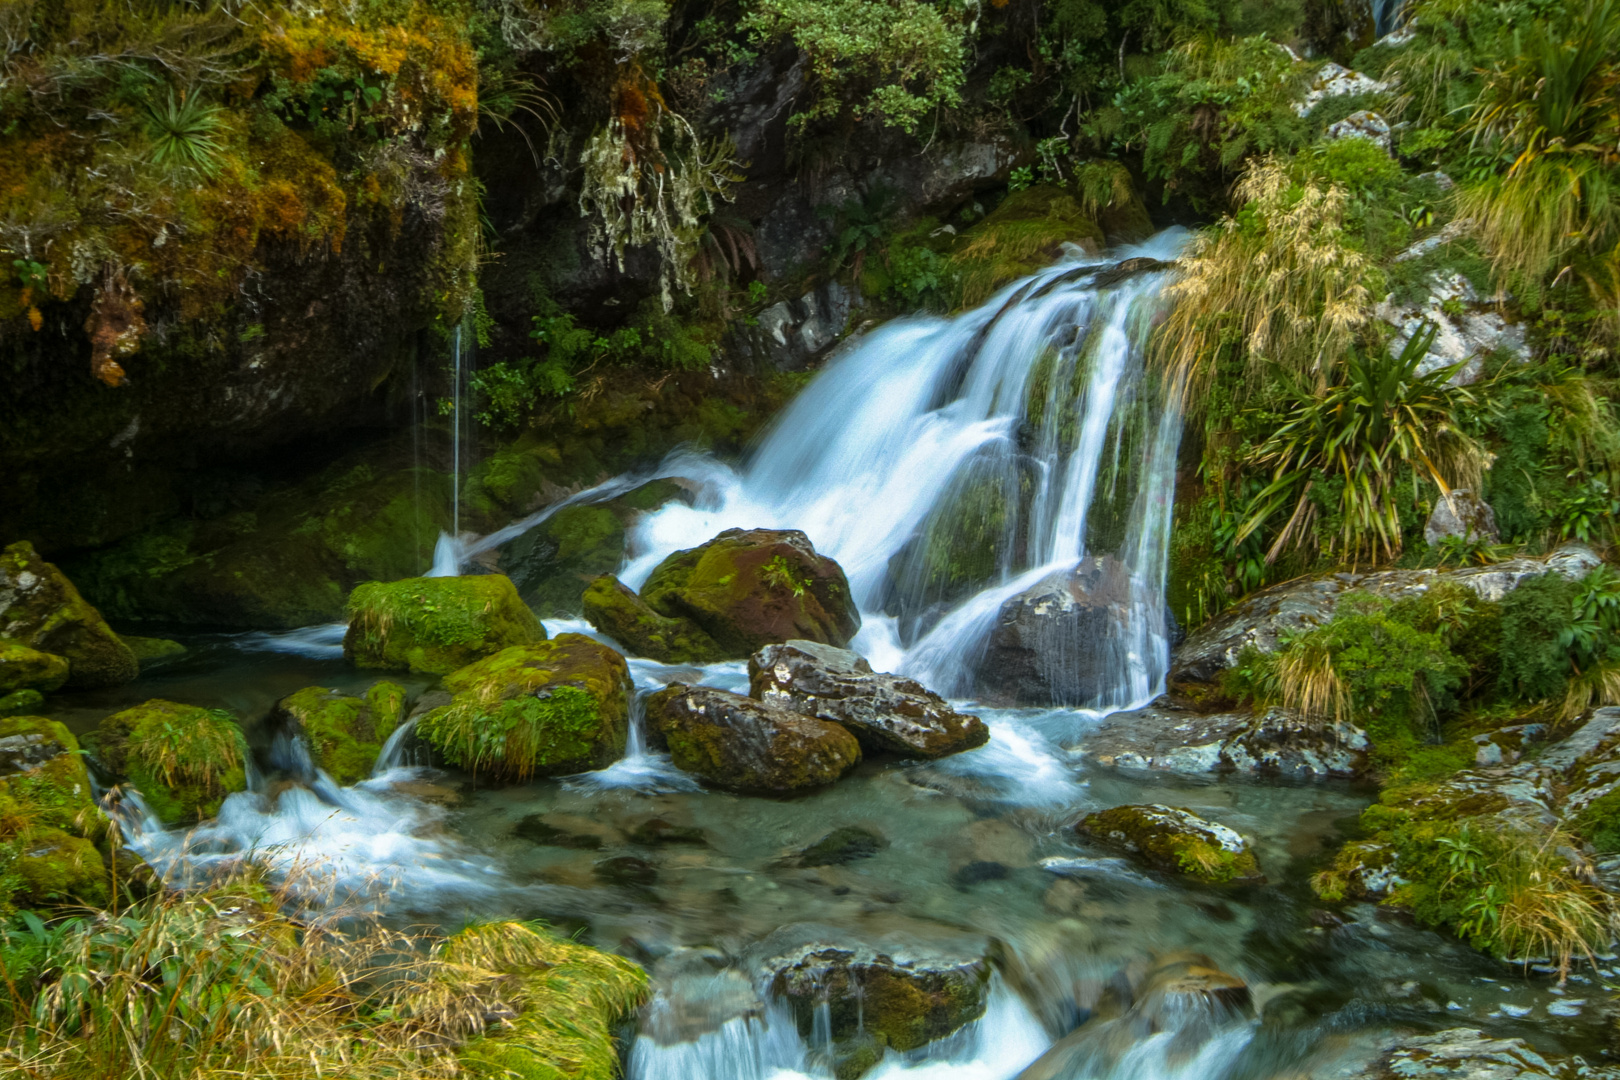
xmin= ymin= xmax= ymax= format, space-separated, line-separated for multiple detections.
xmin=451 ymin=322 xmax=464 ymax=539
xmin=622 ymin=230 xmax=1188 ymax=709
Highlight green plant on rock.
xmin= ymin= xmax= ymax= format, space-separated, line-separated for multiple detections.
xmin=142 ymin=89 xmax=226 ymax=175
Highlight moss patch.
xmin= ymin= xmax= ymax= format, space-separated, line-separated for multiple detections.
xmin=344 ymin=574 xmax=545 ymax=675
xmin=417 ymin=634 xmax=632 ymax=780
xmin=0 ymin=641 xmax=69 ymax=695
xmin=94 ymin=699 xmax=248 ymax=825
xmin=272 ymin=682 xmax=406 ymax=785
xmin=581 ymin=575 xmax=728 ymax=663
xmin=0 ymin=541 xmax=137 ymax=689
xmin=950 ymin=185 xmax=1105 ymax=307
xmin=1077 ymin=804 xmax=1263 ymax=884
xmin=0 ymin=716 xmax=113 ymax=911
xmin=120 ymin=635 xmax=187 ymax=667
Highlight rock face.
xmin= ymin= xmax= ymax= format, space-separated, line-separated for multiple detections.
xmin=0 ymin=715 xmax=115 ymax=909
xmin=644 ymin=684 xmax=861 ymax=793
xmin=1075 ymin=805 xmax=1263 ymax=884
xmin=639 ymin=529 xmax=861 ymax=658
xmin=92 ymin=699 xmax=249 ymax=825
xmin=749 ymin=640 xmax=987 ymax=758
xmin=734 ymin=281 xmax=860 ymax=372
xmin=1325 ymin=109 xmax=1393 ymax=149
xmin=1295 ymin=61 xmax=1389 ymax=115
xmin=0 ymin=640 xmax=69 ymax=695
xmin=1377 ymin=269 xmax=1529 ymax=386
xmin=344 ymin=574 xmax=545 ymax=675
xmin=0 ymin=541 xmax=137 ymax=689
xmin=1424 ymin=488 xmax=1499 ymax=546
xmin=417 ymin=634 xmax=632 ymax=780
xmin=1171 ymin=546 xmax=1602 ymax=683
xmin=976 ymin=555 xmax=1137 ymax=706
xmin=271 ymin=682 xmax=408 ymax=786
xmin=582 ymin=575 xmax=728 ymax=664
xmin=1082 ymin=702 xmax=1369 ymax=778
xmin=768 ymin=943 xmax=990 ymax=1056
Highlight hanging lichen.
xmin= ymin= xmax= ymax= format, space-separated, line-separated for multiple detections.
xmin=578 ymin=68 xmax=742 ymax=310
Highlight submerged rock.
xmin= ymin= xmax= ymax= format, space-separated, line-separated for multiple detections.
xmin=120 ymin=634 xmax=187 ymax=668
xmin=92 ymin=699 xmax=249 ymax=825
xmin=0 ymin=689 xmax=45 ymax=717
xmin=0 ymin=541 xmax=137 ymax=689
xmin=749 ymin=640 xmax=987 ymax=758
xmin=0 ymin=640 xmax=69 ymax=695
xmin=792 ymin=825 xmax=888 ymax=867
xmin=639 ymin=528 xmax=861 ymax=658
xmin=1075 ymin=805 xmax=1263 ymax=884
xmin=582 ymin=574 xmax=728 ymax=664
xmin=344 ymin=574 xmax=545 ymax=675
xmin=976 ymin=555 xmax=1139 ymax=706
xmin=417 ymin=634 xmax=632 ymax=780
xmin=271 ymin=682 xmax=407 ymax=786
xmin=768 ymin=942 xmax=991 ymax=1056
xmin=644 ymin=684 xmax=860 ymax=793
xmin=1082 ymin=702 xmax=1369 ymax=778
xmin=1170 ymin=546 xmax=1602 ymax=683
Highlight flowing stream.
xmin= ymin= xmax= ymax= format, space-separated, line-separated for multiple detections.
xmin=52 ymin=234 xmax=1612 ymax=1079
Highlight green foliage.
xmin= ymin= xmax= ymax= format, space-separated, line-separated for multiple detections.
xmin=738 ymin=0 xmax=968 ymax=134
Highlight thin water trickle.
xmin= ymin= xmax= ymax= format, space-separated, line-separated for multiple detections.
xmin=451 ymin=323 xmax=463 ymax=540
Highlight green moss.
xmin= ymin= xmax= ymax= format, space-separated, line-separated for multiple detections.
xmin=1574 ymin=789 xmax=1620 ymax=853
xmin=94 ymin=700 xmax=248 ymax=825
xmin=417 ymin=634 xmax=631 ymax=779
xmin=0 ymin=716 xmax=114 ymax=911
xmin=1497 ymin=573 xmax=1577 ymax=702
xmin=0 ymin=690 xmax=45 ymax=717
xmin=0 ymin=542 xmax=137 ymax=689
xmin=581 ymin=575 xmax=728 ymax=663
xmin=119 ymin=635 xmax=187 ymax=666
xmin=274 ymin=682 xmax=405 ymax=785
xmin=0 ymin=641 xmax=69 ymax=695
xmin=12 ymin=828 xmax=110 ymax=908
xmin=344 ymin=574 xmax=544 ymax=675
xmin=1078 ymin=805 xmax=1262 ymax=884
xmin=950 ymin=185 xmax=1105 ymax=307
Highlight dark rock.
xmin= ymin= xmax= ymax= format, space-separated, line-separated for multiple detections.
xmin=1075 ymin=805 xmax=1263 ymax=884
xmin=795 ymin=826 xmax=887 ymax=867
xmin=0 ymin=541 xmax=137 ymax=689
xmin=1090 ymin=257 xmax=1174 ymax=288
xmin=951 ymin=860 xmax=1010 ymax=886
xmin=594 ymin=855 xmax=659 ymax=887
xmin=513 ymin=815 xmax=604 ymax=849
xmin=731 ymin=281 xmax=860 ymax=372
xmin=749 ymin=640 xmax=987 ymax=758
xmin=627 ymin=817 xmax=708 ymax=847
xmin=644 ymin=683 xmax=861 ymax=793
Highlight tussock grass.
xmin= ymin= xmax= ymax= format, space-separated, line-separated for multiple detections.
xmin=127 ymin=708 xmax=246 ymax=794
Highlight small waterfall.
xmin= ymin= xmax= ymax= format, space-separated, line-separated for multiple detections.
xmin=451 ymin=322 xmax=464 ymax=539
xmin=372 ymin=716 xmax=420 ymax=773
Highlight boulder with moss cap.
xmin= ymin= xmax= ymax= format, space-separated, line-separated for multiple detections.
xmin=0 ymin=715 xmax=115 ymax=909
xmin=92 ymin=699 xmax=249 ymax=825
xmin=344 ymin=574 xmax=545 ymax=675
xmin=0 ymin=640 xmax=70 ymax=695
xmin=1075 ymin=804 xmax=1263 ymax=884
xmin=636 ymin=528 xmax=860 ymax=659
xmin=0 ymin=541 xmax=137 ymax=689
xmin=271 ymin=681 xmax=408 ymax=785
xmin=582 ymin=574 xmax=729 ymax=663
xmin=417 ymin=634 xmax=632 ymax=780
xmin=645 ymin=684 xmax=861 ymax=792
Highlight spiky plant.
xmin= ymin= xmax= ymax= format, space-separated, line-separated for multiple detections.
xmin=143 ymin=89 xmax=225 ymax=176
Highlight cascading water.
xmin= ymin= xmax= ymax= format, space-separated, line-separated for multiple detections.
xmin=451 ymin=322 xmax=464 ymax=539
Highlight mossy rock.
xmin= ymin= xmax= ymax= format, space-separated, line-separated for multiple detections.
xmin=271 ymin=681 xmax=407 ymax=786
xmin=11 ymin=827 xmax=110 ymax=908
xmin=0 ymin=541 xmax=137 ymax=689
xmin=500 ymin=480 xmax=691 ymax=617
xmin=1075 ymin=804 xmax=1264 ymax=884
xmin=0 ymin=716 xmax=113 ymax=911
xmin=0 ymin=690 xmax=45 ymax=717
xmin=645 ymin=684 xmax=861 ymax=793
xmin=120 ymin=634 xmax=187 ymax=667
xmin=344 ymin=574 xmax=545 ymax=675
xmin=639 ymin=528 xmax=860 ymax=659
xmin=0 ymin=640 xmax=69 ymax=695
xmin=951 ymin=185 xmax=1106 ymax=307
xmin=417 ymin=634 xmax=632 ymax=780
xmin=581 ymin=575 xmax=728 ymax=663
xmin=94 ymin=699 xmax=248 ymax=825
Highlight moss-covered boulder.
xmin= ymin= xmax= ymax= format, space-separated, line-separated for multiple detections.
xmin=0 ymin=715 xmax=113 ymax=909
xmin=344 ymin=574 xmax=545 ymax=675
xmin=1075 ymin=804 xmax=1263 ymax=884
xmin=0 ymin=541 xmax=137 ymax=689
xmin=0 ymin=690 xmax=46 ymax=717
xmin=120 ymin=635 xmax=187 ymax=668
xmin=417 ymin=634 xmax=632 ymax=780
xmin=93 ymin=699 xmax=249 ymax=825
xmin=950 ymin=184 xmax=1106 ymax=306
xmin=0 ymin=640 xmax=69 ymax=695
xmin=271 ymin=682 xmax=407 ymax=786
xmin=645 ymin=684 xmax=861 ymax=793
xmin=638 ymin=528 xmax=860 ymax=659
xmin=582 ymin=575 xmax=728 ymax=663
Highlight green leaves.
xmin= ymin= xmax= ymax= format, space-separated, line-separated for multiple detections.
xmin=142 ymin=89 xmax=225 ymax=176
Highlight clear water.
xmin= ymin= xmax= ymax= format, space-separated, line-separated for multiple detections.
xmin=51 ymin=241 xmax=1616 ymax=1078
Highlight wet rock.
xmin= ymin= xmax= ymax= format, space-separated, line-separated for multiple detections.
xmin=794 ymin=826 xmax=888 ymax=867
xmin=952 ymin=860 xmax=1010 ymax=886
xmin=1075 ymin=805 xmax=1263 ymax=884
xmin=1341 ymin=1028 xmax=1617 ymax=1079
xmin=594 ymin=854 xmax=659 ymax=887
xmin=582 ymin=574 xmax=728 ymax=663
xmin=644 ymin=683 xmax=861 ymax=793
xmin=0 ymin=689 xmax=45 ymax=717
xmin=1171 ymin=547 xmax=1601 ymax=683
xmin=270 ymin=682 xmax=407 ymax=786
xmin=1083 ymin=702 xmax=1370 ymax=779
xmin=637 ymin=529 xmax=860 ymax=658
xmin=0 ymin=716 xmax=116 ymax=910
xmin=499 ymin=480 xmax=692 ymax=617
xmin=344 ymin=574 xmax=545 ymax=675
xmin=638 ymin=948 xmax=765 ymax=1044
xmin=1376 ymin=272 xmax=1529 ymax=386
xmin=416 ymin=634 xmax=632 ymax=780
xmin=734 ymin=281 xmax=860 ymax=372
xmin=1424 ymin=489 xmax=1499 ymax=547
xmin=1325 ymin=109 xmax=1393 ymax=150
xmin=91 ymin=699 xmax=249 ymax=826
xmin=0 ymin=541 xmax=137 ymax=689
xmin=769 ymin=943 xmax=991 ymax=1055
xmin=0 ymin=640 xmax=69 ymax=695
xmin=749 ymin=640 xmax=987 ymax=758
xmin=513 ymin=814 xmax=604 ymax=848
xmin=120 ymin=634 xmax=187 ymax=668
xmin=976 ymin=555 xmax=1139 ymax=706
xmin=627 ymin=817 xmax=708 ymax=847
xmin=1469 ymin=723 xmax=1545 ymax=768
